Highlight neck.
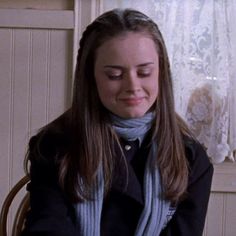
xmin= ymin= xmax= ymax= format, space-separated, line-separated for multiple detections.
xmin=110 ymin=112 xmax=155 ymax=145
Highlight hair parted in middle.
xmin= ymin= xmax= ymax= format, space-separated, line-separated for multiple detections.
xmin=58 ymin=8 xmax=191 ymax=203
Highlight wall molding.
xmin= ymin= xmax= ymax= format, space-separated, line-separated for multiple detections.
xmin=212 ymin=162 xmax=236 ymax=193
xmin=0 ymin=9 xmax=74 ymax=29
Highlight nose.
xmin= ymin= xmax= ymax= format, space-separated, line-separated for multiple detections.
xmin=123 ymin=71 xmax=141 ymax=93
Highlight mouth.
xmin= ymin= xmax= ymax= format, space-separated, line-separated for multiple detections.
xmin=119 ymin=97 xmax=144 ymax=106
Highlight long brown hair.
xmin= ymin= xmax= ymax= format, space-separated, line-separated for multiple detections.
xmin=26 ymin=8 xmax=192 ymax=203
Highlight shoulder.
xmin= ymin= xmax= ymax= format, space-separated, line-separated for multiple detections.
xmin=183 ymin=135 xmax=210 ymax=165
xmin=28 ymin=109 xmax=71 ymax=162
xmin=27 ymin=110 xmax=72 ymax=185
xmin=183 ymin=136 xmax=214 ymax=184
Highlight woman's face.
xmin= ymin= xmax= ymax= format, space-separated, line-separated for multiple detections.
xmin=94 ymin=32 xmax=159 ymax=119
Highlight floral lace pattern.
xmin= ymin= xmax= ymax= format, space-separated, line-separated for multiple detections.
xmin=103 ymin=0 xmax=236 ymax=163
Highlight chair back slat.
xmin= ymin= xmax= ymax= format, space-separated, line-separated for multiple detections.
xmin=0 ymin=176 xmax=30 ymax=236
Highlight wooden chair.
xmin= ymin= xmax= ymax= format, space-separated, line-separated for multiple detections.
xmin=0 ymin=176 xmax=30 ymax=236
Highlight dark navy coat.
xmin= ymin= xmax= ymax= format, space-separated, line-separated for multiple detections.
xmin=22 ymin=114 xmax=213 ymax=236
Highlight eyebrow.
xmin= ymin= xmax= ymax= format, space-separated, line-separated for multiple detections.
xmin=103 ymin=62 xmax=154 ymax=69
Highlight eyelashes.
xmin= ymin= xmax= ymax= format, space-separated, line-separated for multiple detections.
xmin=106 ymin=70 xmax=152 ymax=80
xmin=108 ymin=75 xmax=122 ymax=80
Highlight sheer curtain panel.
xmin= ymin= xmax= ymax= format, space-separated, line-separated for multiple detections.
xmin=103 ymin=0 xmax=236 ymax=163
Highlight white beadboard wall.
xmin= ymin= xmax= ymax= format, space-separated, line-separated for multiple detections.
xmin=203 ymin=163 xmax=236 ymax=236
xmin=204 ymin=192 xmax=236 ymax=236
xmin=0 ymin=28 xmax=73 ymax=182
xmin=0 ymin=7 xmax=73 ymax=232
xmin=0 ymin=1 xmax=236 ymax=236
xmin=0 ymin=1 xmax=94 ymax=220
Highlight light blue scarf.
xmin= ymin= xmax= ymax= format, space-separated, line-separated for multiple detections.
xmin=110 ymin=112 xmax=154 ymax=145
xmin=75 ymin=113 xmax=170 ymax=235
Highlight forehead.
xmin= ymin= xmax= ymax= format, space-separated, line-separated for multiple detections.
xmin=95 ymin=32 xmax=158 ymax=65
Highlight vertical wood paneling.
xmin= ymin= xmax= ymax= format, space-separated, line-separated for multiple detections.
xmin=12 ymin=29 xmax=31 ymax=183
xmin=205 ymin=193 xmax=224 ymax=236
xmin=27 ymin=30 xmax=33 ymax=138
xmin=46 ymin=30 xmax=51 ymax=123
xmin=30 ymin=30 xmax=49 ymax=133
xmin=8 ymin=29 xmax=14 ymax=190
xmin=0 ymin=28 xmax=73 ymax=179
xmin=225 ymin=194 xmax=236 ymax=236
xmin=0 ymin=26 xmax=73 ymax=231
xmin=204 ymin=193 xmax=236 ymax=236
xmin=0 ymin=29 xmax=12 ymax=207
xmin=7 ymin=30 xmax=32 ymax=231
xmin=48 ymin=30 xmax=73 ymax=121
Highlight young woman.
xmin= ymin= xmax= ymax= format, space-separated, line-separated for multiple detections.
xmin=22 ymin=8 xmax=213 ymax=236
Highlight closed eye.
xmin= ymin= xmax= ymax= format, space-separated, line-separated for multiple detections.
xmin=137 ymin=69 xmax=152 ymax=78
xmin=138 ymin=72 xmax=151 ymax=78
xmin=107 ymin=74 xmax=122 ymax=80
xmin=104 ymin=67 xmax=123 ymax=80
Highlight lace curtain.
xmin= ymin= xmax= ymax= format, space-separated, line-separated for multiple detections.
xmin=103 ymin=0 xmax=236 ymax=163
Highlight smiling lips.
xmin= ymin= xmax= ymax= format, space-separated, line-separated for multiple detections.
xmin=119 ymin=97 xmax=145 ymax=106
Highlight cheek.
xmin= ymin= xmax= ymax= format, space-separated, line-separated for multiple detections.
xmin=96 ymin=81 xmax=119 ymax=104
xmin=94 ymin=75 xmax=106 ymax=98
xmin=146 ymin=78 xmax=159 ymax=98
xmin=154 ymin=83 xmax=159 ymax=97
